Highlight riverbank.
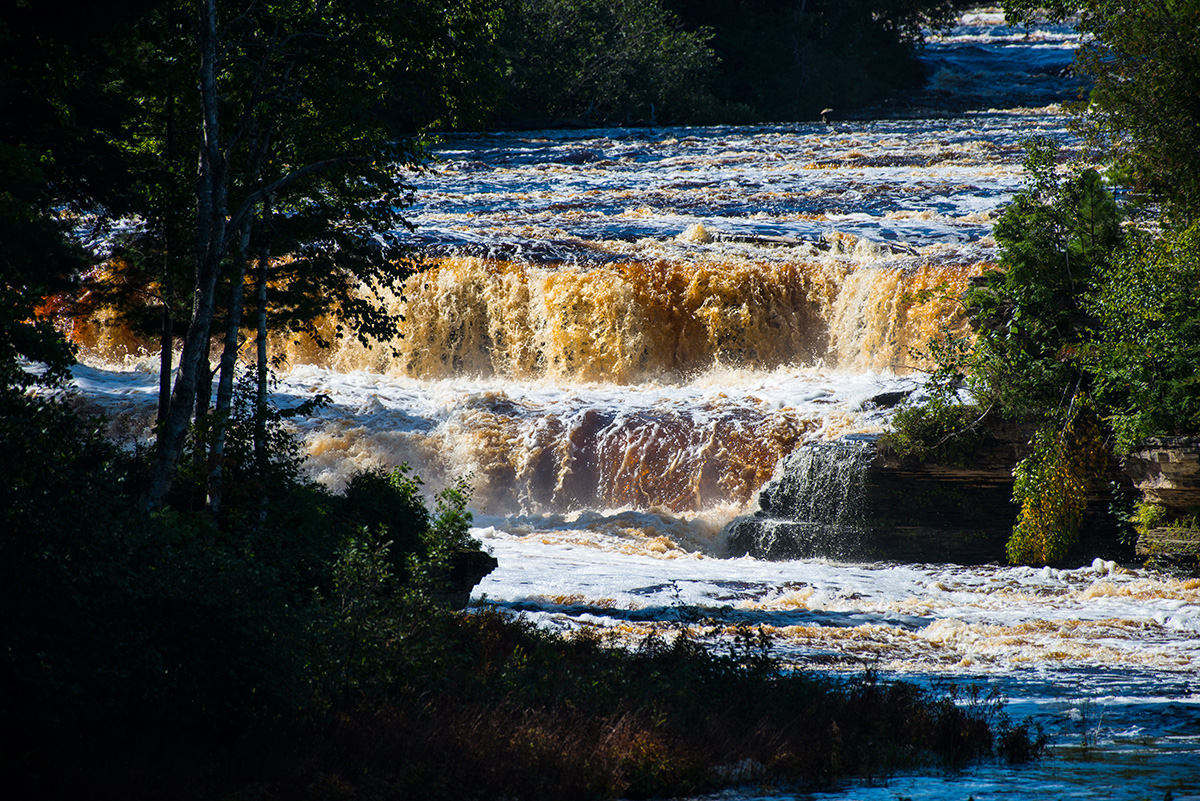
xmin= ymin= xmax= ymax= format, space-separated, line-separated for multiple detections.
xmin=4 ymin=602 xmax=1037 ymax=801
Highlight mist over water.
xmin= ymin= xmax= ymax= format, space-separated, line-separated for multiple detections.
xmin=71 ymin=10 xmax=1199 ymax=799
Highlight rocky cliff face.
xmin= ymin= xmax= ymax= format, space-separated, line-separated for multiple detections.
xmin=725 ymin=427 xmax=1132 ymax=565
xmin=1124 ymin=438 xmax=1200 ymax=509
xmin=1123 ymin=438 xmax=1200 ymax=569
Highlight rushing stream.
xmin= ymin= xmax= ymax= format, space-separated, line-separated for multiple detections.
xmin=73 ymin=10 xmax=1198 ymax=799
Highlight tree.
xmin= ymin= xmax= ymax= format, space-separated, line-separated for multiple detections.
xmin=663 ymin=0 xmax=957 ymax=122
xmin=1087 ymin=223 xmax=1200 ymax=451
xmin=139 ymin=0 xmax=501 ymax=513
xmin=0 ymin=143 xmax=83 ymax=396
xmin=0 ymin=1 xmax=152 ymax=397
xmin=495 ymin=0 xmax=717 ymax=124
xmin=888 ymin=139 xmax=1124 ymax=564
xmin=965 ymin=138 xmax=1122 ymax=418
xmin=1003 ymin=0 xmax=1200 ymax=221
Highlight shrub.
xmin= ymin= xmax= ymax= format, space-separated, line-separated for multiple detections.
xmin=966 ymin=138 xmax=1122 ymax=419
xmin=1007 ymin=396 xmax=1108 ymax=564
xmin=1086 ymin=223 xmax=1200 ymax=452
xmin=882 ymin=328 xmax=988 ymax=464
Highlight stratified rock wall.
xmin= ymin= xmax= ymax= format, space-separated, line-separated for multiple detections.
xmin=1123 ymin=438 xmax=1200 ymax=510
xmin=1124 ymin=437 xmax=1200 ymax=569
xmin=726 ymin=427 xmax=1132 ymax=565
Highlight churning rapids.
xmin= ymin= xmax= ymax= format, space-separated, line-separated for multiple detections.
xmin=70 ymin=11 xmax=1197 ymax=800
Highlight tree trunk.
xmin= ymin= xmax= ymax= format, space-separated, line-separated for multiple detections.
xmin=157 ymin=304 xmax=173 ymax=428
xmin=207 ymin=218 xmax=253 ymax=519
xmin=156 ymin=90 xmax=178 ymax=429
xmin=255 ymin=196 xmax=273 ymax=522
xmin=141 ymin=0 xmax=228 ymax=512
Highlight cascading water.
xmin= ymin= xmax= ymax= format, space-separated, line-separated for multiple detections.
xmin=725 ymin=439 xmax=877 ymax=560
xmin=68 ymin=10 xmax=1199 ymax=799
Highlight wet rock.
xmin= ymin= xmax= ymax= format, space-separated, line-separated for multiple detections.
xmin=865 ymin=390 xmax=910 ymax=409
xmin=436 ymin=548 xmax=499 ymax=609
xmin=557 ymin=149 xmax=603 ymax=164
xmin=727 ymin=427 xmax=1131 ymax=565
xmin=727 ymin=440 xmax=875 ymax=560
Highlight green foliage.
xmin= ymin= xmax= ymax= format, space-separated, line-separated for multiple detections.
xmin=427 ymin=475 xmax=481 ymax=553
xmin=886 ymin=397 xmax=987 ymax=464
xmin=314 ymin=478 xmax=482 ymax=702
xmin=1 ymin=2 xmax=167 ymax=395
xmin=883 ymin=329 xmax=989 ymax=463
xmin=1004 ymin=0 xmax=1200 ymax=221
xmin=1129 ymin=500 xmax=1199 ymax=541
xmin=491 ymin=0 xmax=959 ymax=126
xmin=0 ymin=383 xmax=491 ymax=746
xmin=1086 ymin=223 xmax=1200 ymax=451
xmin=0 ymin=143 xmax=82 ymax=396
xmin=1008 ymin=396 xmax=1108 ymax=565
xmin=966 ymin=138 xmax=1123 ymax=418
xmin=341 ymin=465 xmax=431 ymax=571
xmin=1129 ymin=500 xmax=1166 ymax=541
xmin=495 ymin=0 xmax=717 ymax=124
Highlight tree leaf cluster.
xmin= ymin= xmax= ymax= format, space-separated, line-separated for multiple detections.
xmin=495 ymin=0 xmax=718 ymax=125
xmin=1004 ymin=0 xmax=1200 ymax=220
xmin=965 ymin=138 xmax=1122 ymax=419
xmin=1087 ymin=223 xmax=1200 ymax=450
xmin=890 ymin=132 xmax=1200 ymax=563
xmin=489 ymin=0 xmax=959 ymax=127
xmin=1007 ymin=394 xmax=1108 ymax=564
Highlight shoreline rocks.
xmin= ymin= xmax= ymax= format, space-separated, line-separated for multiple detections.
xmin=725 ymin=428 xmax=1134 ymax=566
xmin=1123 ymin=437 xmax=1200 ymax=569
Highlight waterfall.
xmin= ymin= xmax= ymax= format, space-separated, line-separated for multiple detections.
xmin=724 ymin=437 xmax=876 ymax=559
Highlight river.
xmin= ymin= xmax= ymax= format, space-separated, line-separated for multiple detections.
xmin=72 ymin=9 xmax=1199 ymax=800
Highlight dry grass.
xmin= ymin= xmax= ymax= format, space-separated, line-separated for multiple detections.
xmin=6 ymin=610 xmax=1036 ymax=801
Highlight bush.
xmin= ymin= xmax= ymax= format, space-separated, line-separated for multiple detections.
xmin=966 ymin=139 xmax=1122 ymax=419
xmin=0 ymin=385 xmax=486 ymax=746
xmin=881 ymin=329 xmax=988 ymax=464
xmin=1086 ymin=222 xmax=1200 ymax=451
xmin=1007 ymin=396 xmax=1108 ymax=564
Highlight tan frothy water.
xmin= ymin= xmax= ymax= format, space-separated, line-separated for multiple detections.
xmin=271 ymin=247 xmax=979 ymax=381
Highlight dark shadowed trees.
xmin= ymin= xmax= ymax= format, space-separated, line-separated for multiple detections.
xmin=494 ymin=0 xmax=716 ymax=125
xmin=137 ymin=0 xmax=501 ymax=513
xmin=0 ymin=0 xmax=153 ymax=396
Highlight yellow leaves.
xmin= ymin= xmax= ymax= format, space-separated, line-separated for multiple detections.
xmin=1008 ymin=395 xmax=1109 ymax=565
